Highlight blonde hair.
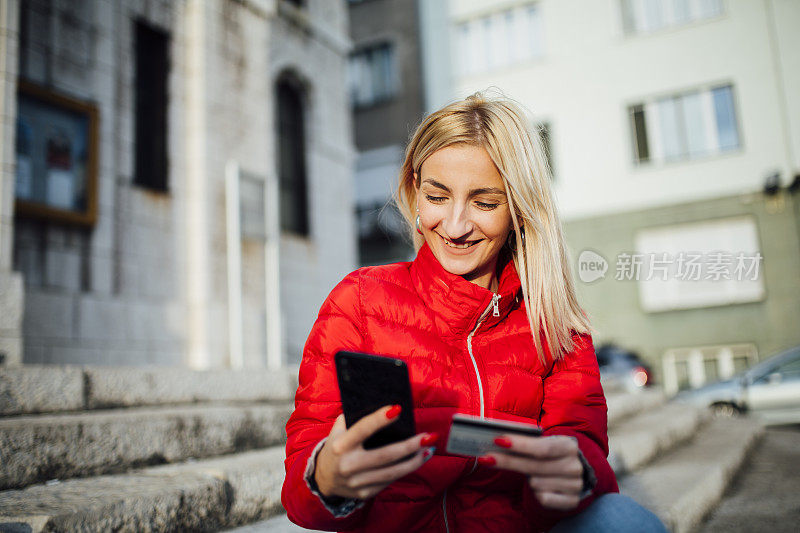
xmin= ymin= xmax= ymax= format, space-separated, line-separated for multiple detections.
xmin=395 ymin=91 xmax=594 ymax=362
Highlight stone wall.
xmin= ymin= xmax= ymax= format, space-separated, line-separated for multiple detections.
xmin=5 ymin=0 xmax=356 ymax=368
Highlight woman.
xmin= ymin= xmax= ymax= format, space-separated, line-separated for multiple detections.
xmin=282 ymin=93 xmax=666 ymax=532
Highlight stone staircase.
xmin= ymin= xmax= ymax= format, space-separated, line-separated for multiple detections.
xmin=0 ymin=368 xmax=763 ymax=533
xmin=610 ymin=390 xmax=763 ymax=533
xmin=0 ymin=365 xmax=297 ymax=531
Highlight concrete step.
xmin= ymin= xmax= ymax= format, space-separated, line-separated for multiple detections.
xmin=608 ymin=401 xmax=706 ymax=475
xmin=0 ymin=446 xmax=287 ymax=532
xmin=0 ymin=402 xmax=293 ymax=490
xmin=0 ymin=365 xmax=299 ymax=416
xmin=606 ymin=388 xmax=665 ymax=427
xmin=619 ymin=416 xmax=764 ymax=533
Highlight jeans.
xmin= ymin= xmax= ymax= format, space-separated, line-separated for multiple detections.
xmin=549 ymin=493 xmax=668 ymax=533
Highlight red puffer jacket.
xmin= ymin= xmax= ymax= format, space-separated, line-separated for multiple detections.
xmin=282 ymin=243 xmax=618 ymax=532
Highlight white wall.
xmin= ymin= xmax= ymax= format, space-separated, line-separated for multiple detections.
xmin=445 ymin=0 xmax=799 ymax=220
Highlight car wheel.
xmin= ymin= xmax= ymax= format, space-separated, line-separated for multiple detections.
xmin=710 ymin=403 xmax=741 ymax=418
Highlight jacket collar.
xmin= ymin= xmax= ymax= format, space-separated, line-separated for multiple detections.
xmin=409 ymin=242 xmax=522 ymax=335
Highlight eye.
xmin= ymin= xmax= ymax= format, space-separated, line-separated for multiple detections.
xmin=425 ymin=194 xmax=447 ymax=203
xmin=475 ymin=201 xmax=500 ymax=210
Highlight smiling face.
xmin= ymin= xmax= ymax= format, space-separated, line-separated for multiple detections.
xmin=415 ymin=144 xmax=514 ymax=291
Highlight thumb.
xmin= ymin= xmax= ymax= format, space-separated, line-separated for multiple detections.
xmin=329 ymin=413 xmax=346 ymax=438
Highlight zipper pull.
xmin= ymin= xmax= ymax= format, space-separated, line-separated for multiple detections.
xmin=492 ymin=294 xmax=500 ymax=317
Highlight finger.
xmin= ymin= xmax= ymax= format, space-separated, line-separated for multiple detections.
xmin=499 ymin=434 xmax=578 ymax=460
xmin=351 ymin=482 xmax=391 ymax=501
xmin=534 ymin=490 xmax=581 ymax=511
xmin=329 ymin=414 xmax=347 ymax=437
xmin=490 ymin=453 xmax=583 ymax=478
xmin=528 ymin=475 xmax=584 ymax=495
xmin=334 ymin=405 xmax=401 ymax=453
xmin=330 ymin=480 xmax=389 ymax=501
xmin=347 ymin=447 xmax=434 ymax=489
xmin=342 ymin=432 xmax=432 ymax=475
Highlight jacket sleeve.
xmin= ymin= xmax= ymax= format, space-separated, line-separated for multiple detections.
xmin=281 ymin=270 xmax=374 ymax=530
xmin=524 ymin=332 xmax=619 ymax=524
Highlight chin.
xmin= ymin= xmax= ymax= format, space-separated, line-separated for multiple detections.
xmin=430 ymin=245 xmax=486 ymax=278
xmin=439 ymin=258 xmax=479 ymax=277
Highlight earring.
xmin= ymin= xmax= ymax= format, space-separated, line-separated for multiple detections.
xmin=416 ymin=214 xmax=423 ymax=235
xmin=507 ymin=228 xmax=525 ymax=251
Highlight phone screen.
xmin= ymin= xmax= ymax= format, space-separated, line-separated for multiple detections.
xmin=335 ymin=351 xmax=416 ymax=449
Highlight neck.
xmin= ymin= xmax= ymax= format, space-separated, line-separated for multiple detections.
xmin=464 ymin=263 xmax=499 ymax=292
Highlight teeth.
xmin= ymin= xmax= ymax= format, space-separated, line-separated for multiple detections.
xmin=443 ymin=237 xmax=477 ymax=249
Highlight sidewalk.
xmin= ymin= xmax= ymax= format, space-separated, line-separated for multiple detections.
xmin=698 ymin=424 xmax=800 ymax=532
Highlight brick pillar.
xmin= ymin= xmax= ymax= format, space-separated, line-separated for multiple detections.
xmin=0 ymin=0 xmax=24 ymax=366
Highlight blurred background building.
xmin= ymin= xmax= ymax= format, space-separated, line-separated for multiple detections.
xmin=348 ymin=0 xmax=422 ymax=265
xmin=413 ymin=0 xmax=800 ymax=391
xmin=0 ymin=0 xmax=356 ymax=369
xmin=0 ymin=0 xmax=797 ymax=389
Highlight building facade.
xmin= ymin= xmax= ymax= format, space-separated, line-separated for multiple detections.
xmin=0 ymin=0 xmax=357 ymax=368
xmin=422 ymin=0 xmax=800 ymax=390
xmin=348 ymin=0 xmax=424 ymax=265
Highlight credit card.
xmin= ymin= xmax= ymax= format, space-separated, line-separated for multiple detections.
xmin=446 ymin=413 xmax=542 ymax=457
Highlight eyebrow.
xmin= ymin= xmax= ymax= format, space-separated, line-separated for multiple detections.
xmin=422 ymin=178 xmax=506 ymax=196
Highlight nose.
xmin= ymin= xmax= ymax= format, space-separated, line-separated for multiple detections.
xmin=441 ymin=202 xmax=474 ymax=240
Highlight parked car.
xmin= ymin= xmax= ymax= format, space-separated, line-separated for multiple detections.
xmin=675 ymin=345 xmax=800 ymax=425
xmin=596 ymin=343 xmax=653 ymax=393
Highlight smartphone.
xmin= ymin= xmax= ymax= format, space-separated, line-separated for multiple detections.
xmin=334 ymin=351 xmax=416 ymax=449
xmin=446 ymin=413 xmax=542 ymax=457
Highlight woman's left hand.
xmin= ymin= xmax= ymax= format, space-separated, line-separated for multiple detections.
xmin=480 ymin=435 xmax=585 ymax=511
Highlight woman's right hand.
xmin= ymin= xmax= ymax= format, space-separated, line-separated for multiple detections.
xmin=314 ymin=405 xmax=437 ymax=501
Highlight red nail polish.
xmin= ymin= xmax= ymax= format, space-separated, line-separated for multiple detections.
xmin=421 ymin=432 xmax=439 ymax=446
xmin=494 ymin=437 xmax=512 ymax=449
xmin=386 ymin=405 xmax=402 ymax=419
xmin=478 ymin=456 xmax=496 ymax=467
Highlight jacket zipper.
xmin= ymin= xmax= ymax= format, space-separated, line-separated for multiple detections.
xmin=468 ymin=293 xmax=499 ymax=418
xmin=442 ymin=293 xmax=501 ymax=531
xmin=464 ymin=293 xmax=500 ymax=480
xmin=442 ymin=488 xmax=450 ymax=533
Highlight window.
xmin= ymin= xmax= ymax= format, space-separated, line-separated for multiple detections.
xmin=773 ymin=355 xmax=800 ymax=382
xmin=621 ymin=0 xmax=724 ymax=35
xmin=629 ymin=84 xmax=739 ymax=164
xmin=276 ymin=77 xmax=309 ymax=235
xmin=635 ymin=217 xmax=764 ymax=313
xmin=134 ymin=20 xmax=170 ymax=191
xmin=662 ymin=344 xmax=758 ymax=394
xmin=348 ymin=43 xmax=396 ymax=108
xmin=456 ymin=4 xmax=544 ymax=77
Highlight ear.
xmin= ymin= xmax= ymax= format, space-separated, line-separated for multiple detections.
xmin=413 ymin=172 xmax=420 ymax=190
